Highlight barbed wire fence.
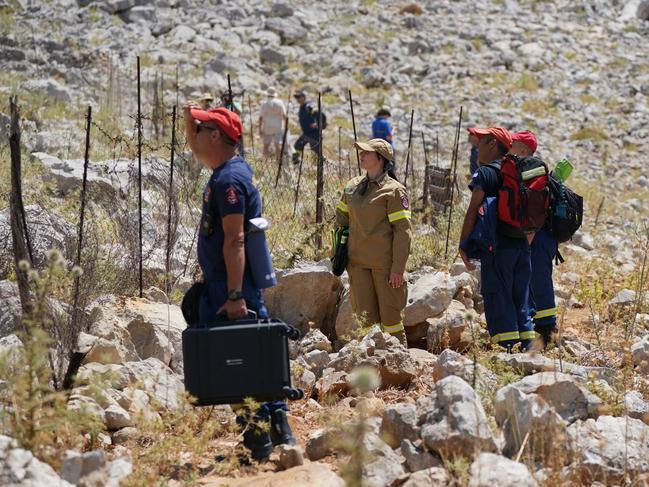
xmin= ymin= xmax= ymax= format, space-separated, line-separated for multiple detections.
xmin=4 ymin=56 xmax=469 ymax=307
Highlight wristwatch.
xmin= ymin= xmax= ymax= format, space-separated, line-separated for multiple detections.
xmin=227 ymin=289 xmax=244 ymax=301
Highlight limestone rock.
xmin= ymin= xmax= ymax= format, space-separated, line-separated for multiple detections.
xmin=112 ymin=427 xmax=139 ymax=446
xmin=362 ymin=432 xmax=406 ymax=487
xmin=0 ymin=282 xmax=22 ymax=338
xmin=0 ymin=206 xmax=75 ymax=280
xmin=104 ymin=404 xmax=133 ymax=430
xmin=380 ymin=402 xmax=419 ymax=448
xmin=566 ymin=416 xmax=649 ymax=483
xmin=469 ymin=453 xmax=538 ymax=487
xmin=426 ymin=299 xmax=483 ymax=353
xmin=433 ymin=349 xmax=498 ymax=396
xmin=265 ymin=17 xmax=308 ymax=45
xmin=400 ymin=439 xmax=443 ymax=473
xmin=299 ymin=328 xmax=332 ymax=354
xmin=508 ymin=372 xmax=605 ymax=423
xmin=420 ymin=376 xmax=497 ymax=460
xmin=302 ymin=349 xmax=330 ymax=378
xmin=127 ymin=318 xmax=173 ymax=365
xmin=264 ymin=263 xmax=342 ymax=334
xmin=403 ymin=467 xmax=450 ymax=487
xmin=277 ymin=444 xmax=304 ymax=470
xmin=21 ymin=78 xmax=73 ymax=103
xmin=492 ymin=352 xmax=614 ymax=382
xmin=334 ymin=287 xmax=358 ymax=341
xmin=0 ymin=435 xmax=74 ymax=487
xmin=631 ymin=335 xmax=649 ymax=374
xmin=305 ymin=428 xmax=334 ymax=461
xmin=494 ymin=385 xmax=566 ymax=461
xmin=404 ymin=272 xmax=461 ymax=327
xmin=624 ymin=391 xmax=649 ymax=424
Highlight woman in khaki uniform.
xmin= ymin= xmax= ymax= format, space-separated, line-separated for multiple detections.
xmin=335 ymin=139 xmax=412 ymax=346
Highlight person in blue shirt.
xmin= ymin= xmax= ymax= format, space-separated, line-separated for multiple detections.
xmin=372 ymin=108 xmax=394 ymax=147
xmin=184 ymin=104 xmax=295 ymax=461
xmin=509 ymin=130 xmax=558 ymax=348
xmin=459 ymin=127 xmax=535 ymax=352
xmin=292 ymin=90 xmax=321 ymax=164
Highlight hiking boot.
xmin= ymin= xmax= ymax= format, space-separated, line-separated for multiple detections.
xmin=270 ymin=409 xmax=296 ymax=446
xmin=391 ymin=330 xmax=408 ymax=348
xmin=242 ymin=419 xmax=273 ymax=461
xmin=292 ymin=152 xmax=301 ymax=165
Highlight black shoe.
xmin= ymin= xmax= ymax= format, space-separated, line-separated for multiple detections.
xmin=292 ymin=153 xmax=301 ymax=165
xmin=242 ymin=420 xmax=273 ymax=461
xmin=270 ymin=409 xmax=296 ymax=446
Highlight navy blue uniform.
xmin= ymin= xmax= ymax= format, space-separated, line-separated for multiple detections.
xmin=372 ymin=117 xmax=394 ymax=147
xmin=197 ymin=155 xmax=285 ymax=421
xmin=197 ymin=156 xmax=267 ymax=323
xmin=294 ymin=101 xmax=320 ymax=155
xmin=469 ymin=164 xmax=535 ymax=349
xmin=529 ymin=226 xmax=558 ymax=337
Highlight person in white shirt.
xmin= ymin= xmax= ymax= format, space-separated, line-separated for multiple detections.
xmin=258 ymin=87 xmax=287 ymax=160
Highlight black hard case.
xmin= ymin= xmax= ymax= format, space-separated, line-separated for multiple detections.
xmin=182 ymin=318 xmax=303 ymax=406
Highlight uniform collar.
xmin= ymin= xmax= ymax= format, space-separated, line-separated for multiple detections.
xmin=367 ymin=171 xmax=389 ymax=187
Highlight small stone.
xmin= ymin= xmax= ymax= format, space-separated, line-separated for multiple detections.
xmin=277 ymin=444 xmax=304 ymax=469
xmin=80 ymin=450 xmax=107 ymax=478
xmin=469 ymin=453 xmax=538 ymax=486
xmin=380 ymin=403 xmax=419 ymax=448
xmin=305 ymin=428 xmax=333 ymax=461
xmin=401 ymin=439 xmax=443 ymax=473
xmin=112 ymin=427 xmax=139 ymax=446
xmin=104 ymin=405 xmax=133 ymax=430
xmin=403 ymin=467 xmax=450 ymax=486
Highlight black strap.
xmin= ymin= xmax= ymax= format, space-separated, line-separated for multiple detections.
xmin=554 ymin=249 xmax=565 ymax=266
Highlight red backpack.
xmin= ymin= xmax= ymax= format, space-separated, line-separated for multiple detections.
xmin=488 ymin=155 xmax=550 ymax=238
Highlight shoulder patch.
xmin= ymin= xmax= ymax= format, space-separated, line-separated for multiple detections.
xmin=225 ymin=186 xmax=239 ymax=205
xmin=401 ymin=195 xmax=409 ymax=209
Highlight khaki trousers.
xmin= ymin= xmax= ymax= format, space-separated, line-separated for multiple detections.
xmin=347 ymin=266 xmax=407 ymax=334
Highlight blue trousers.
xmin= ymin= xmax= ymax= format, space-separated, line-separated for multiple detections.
xmin=530 ymin=227 xmax=558 ymax=335
xmin=480 ymin=236 xmax=534 ymax=349
xmin=197 ymin=276 xmax=285 ymax=419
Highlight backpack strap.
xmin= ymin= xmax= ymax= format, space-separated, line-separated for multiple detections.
xmin=554 ymin=249 xmax=565 ymax=266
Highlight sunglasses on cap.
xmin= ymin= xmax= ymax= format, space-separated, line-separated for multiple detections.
xmin=195 ymin=122 xmax=219 ymax=134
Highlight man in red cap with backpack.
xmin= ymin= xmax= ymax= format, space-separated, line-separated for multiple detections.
xmin=459 ymin=127 xmax=549 ymax=351
xmin=510 ymin=130 xmax=558 ymax=348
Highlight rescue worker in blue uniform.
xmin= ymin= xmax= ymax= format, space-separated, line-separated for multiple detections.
xmin=184 ymin=104 xmax=295 ymax=461
xmin=292 ymin=90 xmax=321 ymax=164
xmin=510 ymin=130 xmax=558 ymax=347
xmin=459 ymin=127 xmax=535 ymax=351
xmin=371 ymin=108 xmax=394 ymax=147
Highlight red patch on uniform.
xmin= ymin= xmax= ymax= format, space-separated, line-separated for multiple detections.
xmin=478 ymin=205 xmax=485 ymax=216
xmin=401 ymin=195 xmax=409 ymax=209
xmin=204 ymin=186 xmax=212 ymax=203
xmin=225 ymin=186 xmax=239 ymax=205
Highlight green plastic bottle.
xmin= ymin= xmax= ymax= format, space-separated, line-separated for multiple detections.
xmin=553 ymin=159 xmax=573 ymax=182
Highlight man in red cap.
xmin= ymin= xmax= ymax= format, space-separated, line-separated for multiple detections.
xmin=183 ymin=104 xmax=295 ymax=460
xmin=509 ymin=131 xmax=558 ymax=348
xmin=459 ymin=127 xmax=536 ymax=352
xmin=511 ymin=130 xmax=537 ymax=157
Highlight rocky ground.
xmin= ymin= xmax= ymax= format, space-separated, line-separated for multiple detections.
xmin=1 ymin=0 xmax=649 ymax=486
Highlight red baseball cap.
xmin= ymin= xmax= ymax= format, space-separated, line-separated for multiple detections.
xmin=190 ymin=107 xmax=242 ymax=142
xmin=511 ymin=130 xmax=538 ymax=153
xmin=467 ymin=127 xmax=513 ymax=149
